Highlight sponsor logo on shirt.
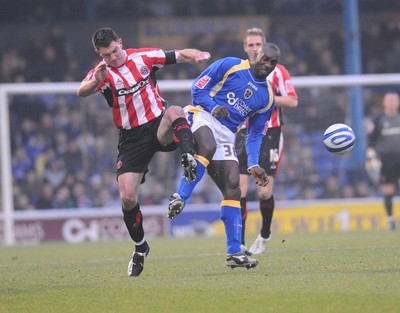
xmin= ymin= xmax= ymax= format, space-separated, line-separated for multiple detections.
xmin=226 ymin=92 xmax=251 ymax=116
xmin=195 ymin=75 xmax=211 ymax=89
xmin=247 ymin=81 xmax=258 ymax=91
xmin=116 ymin=77 xmax=150 ymax=96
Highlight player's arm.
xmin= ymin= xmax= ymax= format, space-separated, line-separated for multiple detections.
xmin=191 ymin=58 xmax=231 ymax=113
xmin=272 ymin=65 xmax=298 ymax=109
xmin=367 ymin=116 xmax=381 ymax=150
xmin=365 ymin=116 xmax=382 ymax=181
xmin=365 ymin=116 xmax=381 ymax=159
xmin=77 ymin=61 xmax=108 ymax=97
xmin=246 ymin=110 xmax=273 ymax=187
xmin=275 ymin=95 xmax=298 ymax=108
xmin=246 ymin=108 xmax=272 ymax=169
xmin=175 ymin=49 xmax=211 ymax=64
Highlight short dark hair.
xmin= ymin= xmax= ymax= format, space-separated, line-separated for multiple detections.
xmin=92 ymin=28 xmax=119 ymax=50
xmin=252 ymin=42 xmax=280 ymax=63
xmin=264 ymin=42 xmax=280 ymax=56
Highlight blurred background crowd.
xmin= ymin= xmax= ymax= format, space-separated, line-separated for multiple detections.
xmin=1 ymin=0 xmax=400 ymax=210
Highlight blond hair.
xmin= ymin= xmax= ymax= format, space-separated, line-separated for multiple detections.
xmin=243 ymin=27 xmax=266 ymax=44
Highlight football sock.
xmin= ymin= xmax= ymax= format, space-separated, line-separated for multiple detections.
xmin=384 ymin=195 xmax=393 ymax=216
xmin=172 ymin=117 xmax=195 ymax=155
xmin=260 ymin=195 xmax=274 ymax=239
xmin=177 ymin=155 xmax=209 ymax=202
xmin=122 ymin=204 xmax=145 ymax=246
xmin=221 ymin=201 xmax=242 ymax=254
xmin=240 ymin=197 xmax=248 ymax=245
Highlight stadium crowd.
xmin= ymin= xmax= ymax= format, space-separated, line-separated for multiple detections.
xmin=1 ymin=0 xmax=400 ymax=210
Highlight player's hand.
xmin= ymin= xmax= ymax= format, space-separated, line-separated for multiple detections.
xmin=212 ymin=105 xmax=230 ymax=118
xmin=365 ymin=147 xmax=381 ymax=185
xmin=94 ymin=61 xmax=108 ymax=83
xmin=249 ymin=166 xmax=269 ymax=187
xmin=195 ymin=51 xmax=211 ymax=63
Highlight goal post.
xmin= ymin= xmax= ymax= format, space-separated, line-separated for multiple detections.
xmin=1 ymin=74 xmax=400 ymax=246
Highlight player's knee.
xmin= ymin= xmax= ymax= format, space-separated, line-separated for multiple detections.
xmin=258 ymin=189 xmax=272 ymax=200
xmin=223 ymin=186 xmax=241 ymax=201
xmin=120 ymin=192 xmax=138 ymax=209
xmin=165 ymin=105 xmax=185 ymax=121
xmin=257 ymin=177 xmax=273 ymax=199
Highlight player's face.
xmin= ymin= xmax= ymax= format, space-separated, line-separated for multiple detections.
xmin=97 ymin=38 xmax=125 ymax=67
xmin=251 ymin=46 xmax=279 ymax=80
xmin=243 ymin=35 xmax=264 ymax=62
xmin=383 ymin=93 xmax=400 ymax=116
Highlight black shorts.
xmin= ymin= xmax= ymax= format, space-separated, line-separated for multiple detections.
xmin=116 ymin=114 xmax=177 ymax=182
xmin=235 ymin=127 xmax=283 ymax=177
xmin=380 ymin=153 xmax=400 ymax=185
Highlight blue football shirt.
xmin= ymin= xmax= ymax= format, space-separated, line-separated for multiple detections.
xmin=191 ymin=57 xmax=275 ymax=168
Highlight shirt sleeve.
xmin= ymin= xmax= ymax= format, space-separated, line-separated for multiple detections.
xmin=246 ymin=102 xmax=275 ymax=168
xmin=164 ymin=50 xmax=177 ymax=64
xmin=368 ymin=115 xmax=381 ymax=148
xmin=191 ymin=58 xmax=233 ymax=113
xmin=272 ymin=65 xmax=298 ymax=98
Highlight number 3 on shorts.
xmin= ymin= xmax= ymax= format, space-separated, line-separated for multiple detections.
xmin=223 ymin=143 xmax=237 ymax=158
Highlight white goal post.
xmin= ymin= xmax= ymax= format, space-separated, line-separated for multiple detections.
xmin=1 ymin=73 xmax=400 ymax=245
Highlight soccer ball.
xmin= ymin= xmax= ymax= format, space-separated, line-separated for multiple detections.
xmin=323 ymin=123 xmax=355 ymax=155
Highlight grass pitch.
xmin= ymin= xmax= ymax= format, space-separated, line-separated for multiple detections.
xmin=1 ymin=231 xmax=399 ymax=313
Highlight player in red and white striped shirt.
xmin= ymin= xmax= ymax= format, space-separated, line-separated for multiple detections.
xmin=77 ymin=28 xmax=211 ymax=276
xmin=235 ymin=28 xmax=298 ymax=254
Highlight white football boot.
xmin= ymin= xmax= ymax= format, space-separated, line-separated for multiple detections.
xmin=249 ymin=234 xmax=271 ymax=255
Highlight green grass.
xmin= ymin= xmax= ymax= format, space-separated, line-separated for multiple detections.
xmin=1 ymin=231 xmax=399 ymax=313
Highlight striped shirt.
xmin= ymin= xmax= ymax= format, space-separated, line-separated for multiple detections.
xmin=83 ymin=48 xmax=171 ymax=129
xmin=268 ymin=64 xmax=298 ymax=128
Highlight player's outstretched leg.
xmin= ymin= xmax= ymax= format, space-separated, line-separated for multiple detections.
xmin=167 ymin=156 xmax=209 ymax=220
xmin=167 ymin=193 xmax=185 ymax=219
xmin=181 ymin=153 xmax=197 ymax=182
xmin=172 ymin=117 xmax=197 ymax=182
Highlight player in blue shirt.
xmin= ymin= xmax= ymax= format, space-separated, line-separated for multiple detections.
xmin=167 ymin=43 xmax=280 ymax=269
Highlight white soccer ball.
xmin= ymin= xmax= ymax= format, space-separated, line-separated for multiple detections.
xmin=323 ymin=123 xmax=355 ymax=155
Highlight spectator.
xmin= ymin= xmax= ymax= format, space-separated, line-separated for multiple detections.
xmin=36 ymin=183 xmax=55 ymax=209
xmin=44 ymin=157 xmax=67 ymax=189
xmin=52 ymin=185 xmax=76 ymax=209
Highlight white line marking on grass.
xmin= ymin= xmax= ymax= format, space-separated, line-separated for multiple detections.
xmin=0 ymin=245 xmax=385 ymax=268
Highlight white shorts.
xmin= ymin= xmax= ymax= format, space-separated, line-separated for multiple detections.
xmin=184 ymin=105 xmax=238 ymax=162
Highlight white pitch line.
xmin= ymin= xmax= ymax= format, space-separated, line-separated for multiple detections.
xmin=0 ymin=245 xmax=387 ymax=268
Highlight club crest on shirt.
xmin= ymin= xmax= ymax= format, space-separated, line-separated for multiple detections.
xmin=195 ymin=75 xmax=211 ymax=89
xmin=244 ymin=88 xmax=253 ymax=99
xmin=140 ymin=66 xmax=149 ymax=76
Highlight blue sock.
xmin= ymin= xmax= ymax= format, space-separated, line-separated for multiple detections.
xmin=220 ymin=202 xmax=242 ymax=254
xmin=177 ymin=159 xmax=206 ymax=203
